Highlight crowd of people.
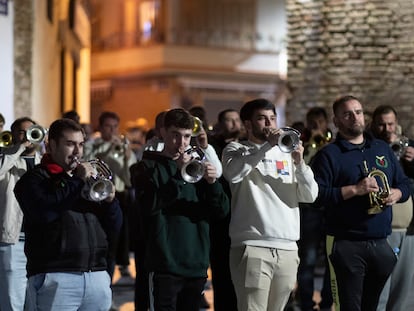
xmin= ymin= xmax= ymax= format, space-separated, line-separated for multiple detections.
xmin=0 ymin=93 xmax=413 ymax=311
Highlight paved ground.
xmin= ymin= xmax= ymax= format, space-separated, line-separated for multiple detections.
xmin=113 ymin=256 xmax=414 ymax=311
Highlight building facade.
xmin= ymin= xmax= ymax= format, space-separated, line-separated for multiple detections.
xmin=0 ymin=0 xmax=91 ymax=129
xmin=90 ymin=0 xmax=288 ymax=131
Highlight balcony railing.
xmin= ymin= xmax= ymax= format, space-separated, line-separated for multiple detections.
xmin=92 ymin=28 xmax=282 ymax=53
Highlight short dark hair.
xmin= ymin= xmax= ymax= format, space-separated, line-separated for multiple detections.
xmin=240 ymin=98 xmax=275 ymax=122
xmin=98 ymin=111 xmax=120 ymax=126
xmin=163 ymin=108 xmax=193 ymax=130
xmin=155 ymin=111 xmax=167 ymax=130
xmin=62 ymin=110 xmax=80 ymax=123
xmin=0 ymin=113 xmax=5 ymax=124
xmin=11 ymin=117 xmax=36 ymax=133
xmin=11 ymin=117 xmax=36 ymax=142
xmin=48 ymin=118 xmax=84 ymax=143
xmin=372 ymin=105 xmax=397 ymax=122
xmin=332 ymin=95 xmax=360 ymax=116
xmin=218 ymin=108 xmax=239 ymax=124
xmin=306 ymin=107 xmax=328 ymax=123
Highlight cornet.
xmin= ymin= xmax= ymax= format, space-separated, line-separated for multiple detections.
xmin=0 ymin=131 xmax=13 ymax=147
xmin=112 ymin=135 xmax=129 ymax=158
xmin=181 ymin=147 xmax=206 ymax=183
xmin=308 ymin=130 xmax=332 ymax=149
xmin=278 ymin=127 xmax=301 ymax=153
xmin=364 ymin=161 xmax=391 ymax=214
xmin=26 ymin=125 xmax=48 ymax=144
xmin=191 ymin=116 xmax=204 ymax=137
xmin=73 ymin=157 xmax=114 ymax=202
xmin=390 ymin=136 xmax=409 ymax=160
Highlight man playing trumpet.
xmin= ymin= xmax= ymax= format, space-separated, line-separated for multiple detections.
xmin=370 ymin=105 xmax=414 ymax=311
xmin=222 ymin=98 xmax=318 ymax=311
xmin=14 ymin=118 xmax=122 ymax=311
xmin=130 ymin=108 xmax=229 ymax=311
xmin=0 ymin=117 xmax=42 ymax=310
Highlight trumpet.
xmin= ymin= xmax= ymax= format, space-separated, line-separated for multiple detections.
xmin=0 ymin=131 xmax=13 ymax=147
xmin=112 ymin=135 xmax=129 ymax=158
xmin=309 ymin=130 xmax=332 ymax=149
xmin=73 ymin=157 xmax=114 ymax=202
xmin=278 ymin=127 xmax=301 ymax=153
xmin=26 ymin=124 xmax=48 ymax=144
xmin=390 ymin=136 xmax=409 ymax=160
xmin=191 ymin=116 xmax=204 ymax=137
xmin=364 ymin=162 xmax=391 ymax=214
xmin=181 ymin=146 xmax=206 ymax=183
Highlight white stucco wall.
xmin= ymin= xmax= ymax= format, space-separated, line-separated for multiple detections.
xmin=0 ymin=1 xmax=14 ymax=129
xmin=31 ymin=1 xmax=62 ymax=126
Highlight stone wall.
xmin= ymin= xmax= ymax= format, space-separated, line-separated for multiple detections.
xmin=13 ymin=0 xmax=34 ymax=118
xmin=286 ymin=0 xmax=414 ymax=137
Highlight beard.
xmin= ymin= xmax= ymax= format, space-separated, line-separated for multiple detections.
xmin=382 ymin=131 xmax=394 ymax=143
xmin=342 ymin=123 xmax=364 ymax=138
xmin=224 ymin=129 xmax=241 ymax=140
xmin=251 ymin=127 xmax=268 ymax=142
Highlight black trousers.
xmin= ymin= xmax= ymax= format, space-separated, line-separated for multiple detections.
xmin=329 ymin=238 xmax=397 ymax=311
xmin=209 ymin=213 xmax=238 ymax=311
xmin=150 ymin=273 xmax=206 ymax=311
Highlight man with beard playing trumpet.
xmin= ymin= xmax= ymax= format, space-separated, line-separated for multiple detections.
xmin=222 ymin=98 xmax=318 ymax=311
xmin=370 ymin=105 xmax=414 ymax=311
xmin=13 ymin=118 xmax=122 ymax=311
xmin=311 ymin=95 xmax=411 ymax=311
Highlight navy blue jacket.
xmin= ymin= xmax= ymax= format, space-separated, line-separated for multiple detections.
xmin=311 ymin=132 xmax=411 ymax=240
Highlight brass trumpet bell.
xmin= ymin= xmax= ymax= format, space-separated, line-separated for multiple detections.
xmin=113 ymin=135 xmax=128 ymax=158
xmin=278 ymin=127 xmax=301 ymax=153
xmin=191 ymin=117 xmax=204 ymax=137
xmin=82 ymin=159 xmax=114 ymax=202
xmin=0 ymin=131 xmax=13 ymax=147
xmin=26 ymin=125 xmax=48 ymax=144
xmin=390 ymin=136 xmax=409 ymax=160
xmin=181 ymin=147 xmax=206 ymax=183
xmin=309 ymin=131 xmax=332 ymax=149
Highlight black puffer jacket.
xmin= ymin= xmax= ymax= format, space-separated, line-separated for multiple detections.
xmin=14 ymin=162 xmax=122 ymax=276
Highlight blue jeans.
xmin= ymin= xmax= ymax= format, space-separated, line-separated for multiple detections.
xmin=26 ymin=271 xmax=111 ymax=311
xmin=0 ymin=236 xmax=27 ymax=311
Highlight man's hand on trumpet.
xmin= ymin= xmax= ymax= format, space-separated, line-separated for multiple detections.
xmin=203 ymin=162 xmax=217 ymax=184
xmin=175 ymin=147 xmax=193 ymax=170
xmin=263 ymin=127 xmax=304 ymax=165
xmin=291 ymin=141 xmax=304 ymax=165
xmin=73 ymin=161 xmax=96 ymax=182
xmin=262 ymin=127 xmax=280 ymax=147
xmin=110 ymin=135 xmax=133 ymax=160
xmin=383 ymin=188 xmax=402 ymax=206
